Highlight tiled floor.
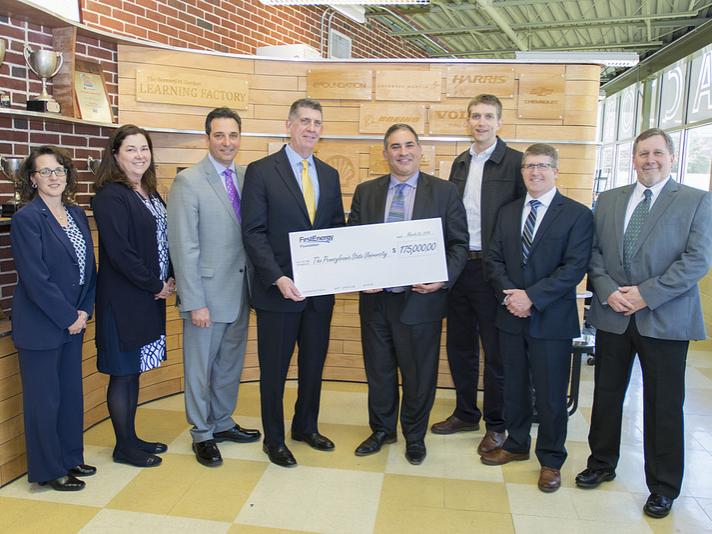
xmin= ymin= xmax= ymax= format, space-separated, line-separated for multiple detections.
xmin=2 ymin=342 xmax=712 ymax=533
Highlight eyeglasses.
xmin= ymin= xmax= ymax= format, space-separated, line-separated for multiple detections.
xmin=33 ymin=167 xmax=68 ymax=178
xmin=521 ymin=163 xmax=555 ymax=171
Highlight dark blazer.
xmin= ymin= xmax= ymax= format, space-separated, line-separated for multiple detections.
xmin=348 ymin=172 xmax=469 ymax=325
xmin=242 ymin=146 xmax=345 ymax=312
xmin=486 ymin=191 xmax=593 ymax=340
xmin=10 ymin=197 xmax=96 ymax=350
xmin=92 ymin=182 xmax=168 ymax=352
xmin=449 ymin=137 xmax=525 ymax=260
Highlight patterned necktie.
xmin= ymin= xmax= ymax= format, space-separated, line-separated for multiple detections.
xmin=223 ymin=168 xmax=241 ymax=220
xmin=387 ymin=183 xmax=407 ymax=223
xmin=623 ymin=188 xmax=652 ymax=276
xmin=301 ymin=159 xmax=316 ymax=224
xmin=521 ymin=199 xmax=541 ymax=263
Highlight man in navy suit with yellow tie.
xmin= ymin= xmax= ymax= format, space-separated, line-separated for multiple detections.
xmin=242 ymin=98 xmax=345 ymax=468
xmin=483 ymin=143 xmax=593 ymax=492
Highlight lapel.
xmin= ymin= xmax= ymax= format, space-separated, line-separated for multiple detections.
xmin=36 ymin=196 xmax=79 ymax=266
xmin=371 ymin=175 xmax=391 ymax=223
xmin=527 ymin=191 xmax=564 ymax=258
xmin=202 ymin=156 xmax=240 ymax=230
xmin=629 ymin=178 xmax=677 ymax=258
xmin=67 ymin=203 xmax=93 ymax=301
xmin=613 ymin=184 xmax=636 ymax=264
xmin=412 ymin=172 xmax=432 ymax=220
xmin=275 ymin=147 xmax=312 ymax=225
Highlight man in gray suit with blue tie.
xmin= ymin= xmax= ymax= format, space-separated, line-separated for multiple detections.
xmin=168 ymin=108 xmax=260 ymax=467
xmin=576 ymin=128 xmax=712 ymax=518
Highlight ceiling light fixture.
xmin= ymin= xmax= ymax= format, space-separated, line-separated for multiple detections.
xmin=259 ymin=1 xmax=430 ymax=5
xmin=515 ymin=51 xmax=639 ymax=68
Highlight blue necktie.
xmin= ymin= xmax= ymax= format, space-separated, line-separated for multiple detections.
xmin=386 ymin=183 xmax=407 ymax=223
xmin=521 ymin=199 xmax=541 ymax=264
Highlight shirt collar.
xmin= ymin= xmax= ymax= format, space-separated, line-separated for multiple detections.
xmin=207 ymin=153 xmax=236 ymax=177
xmin=469 ymin=140 xmax=497 ymax=159
xmin=524 ymin=187 xmax=557 ymax=209
xmin=285 ymin=143 xmax=314 ymax=169
xmin=633 ymin=176 xmax=670 ymax=200
xmin=389 ymin=172 xmax=419 ymax=189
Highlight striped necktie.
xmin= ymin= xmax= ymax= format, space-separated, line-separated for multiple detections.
xmin=623 ymin=188 xmax=652 ymax=276
xmin=386 ymin=183 xmax=407 ymax=223
xmin=521 ymin=199 xmax=541 ymax=263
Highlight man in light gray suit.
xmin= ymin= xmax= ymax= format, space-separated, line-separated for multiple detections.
xmin=168 ymin=107 xmax=260 ymax=467
xmin=576 ymin=128 xmax=712 ymax=518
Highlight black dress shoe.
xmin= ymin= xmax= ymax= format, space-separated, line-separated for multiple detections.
xmin=69 ymin=464 xmax=97 ymax=477
xmin=138 ymin=440 xmax=168 ymax=454
xmin=405 ymin=441 xmax=427 ymax=465
xmin=193 ymin=439 xmax=223 ymax=467
xmin=354 ymin=431 xmax=397 ymax=456
xmin=644 ymin=493 xmax=673 ymax=518
xmin=575 ymin=467 xmax=616 ymax=489
xmin=113 ymin=447 xmax=162 ymax=468
xmin=214 ymin=424 xmax=261 ymax=444
xmin=263 ymin=443 xmax=297 ymax=468
xmin=39 ymin=474 xmax=85 ymax=491
xmin=291 ymin=431 xmax=335 ymax=451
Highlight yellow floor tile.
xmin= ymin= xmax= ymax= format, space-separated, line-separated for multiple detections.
xmin=80 ymin=509 xmax=230 ymax=533
xmin=0 ymin=496 xmax=99 ymax=533
xmin=107 ymin=454 xmax=267 ymax=522
xmin=230 ymin=526 xmax=316 ymax=534
xmin=84 ymin=408 xmax=189 ymax=449
xmin=374 ymin=504 xmax=514 ymax=534
xmin=511 ymin=514 xmax=653 ymax=534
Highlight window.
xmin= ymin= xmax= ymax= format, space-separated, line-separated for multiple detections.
xmin=683 ymin=124 xmax=712 ymax=191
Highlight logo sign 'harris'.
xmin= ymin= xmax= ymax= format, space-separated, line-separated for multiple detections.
xmin=136 ymin=67 xmax=248 ymax=110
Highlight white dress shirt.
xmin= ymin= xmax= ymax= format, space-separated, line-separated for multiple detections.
xmin=623 ymin=177 xmax=670 ymax=232
xmin=463 ymin=141 xmax=497 ymax=250
xmin=520 ymin=187 xmax=558 ymax=238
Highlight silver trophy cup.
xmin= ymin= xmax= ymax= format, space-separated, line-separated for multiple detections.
xmin=87 ymin=156 xmax=100 ymax=175
xmin=0 ymin=155 xmax=23 ymax=216
xmin=24 ymin=44 xmax=64 ymax=113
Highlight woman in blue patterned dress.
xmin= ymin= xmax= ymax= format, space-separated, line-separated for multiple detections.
xmin=11 ymin=146 xmax=97 ymax=491
xmin=93 ymin=125 xmax=174 ymax=468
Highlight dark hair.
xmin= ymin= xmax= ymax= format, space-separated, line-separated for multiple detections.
xmin=18 ymin=145 xmax=78 ymax=204
xmin=205 ymin=107 xmax=242 ymax=135
xmin=633 ymin=128 xmax=675 ymax=155
xmin=95 ymin=124 xmax=157 ymax=194
xmin=523 ymin=143 xmax=559 ymax=168
xmin=467 ymin=94 xmax=503 ymax=119
xmin=288 ymin=98 xmax=323 ymax=120
xmin=383 ymin=123 xmax=420 ymax=149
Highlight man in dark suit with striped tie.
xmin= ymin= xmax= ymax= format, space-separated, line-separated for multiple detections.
xmin=348 ymin=124 xmax=468 ymax=465
xmin=483 ymin=143 xmax=593 ymax=492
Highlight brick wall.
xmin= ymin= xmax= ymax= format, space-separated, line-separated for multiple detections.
xmin=80 ymin=0 xmax=427 ymax=59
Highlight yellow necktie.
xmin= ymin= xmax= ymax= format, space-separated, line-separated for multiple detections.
xmin=301 ymin=159 xmax=316 ymax=224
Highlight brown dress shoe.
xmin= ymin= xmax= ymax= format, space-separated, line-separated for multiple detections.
xmin=480 ymin=448 xmax=529 ymax=465
xmin=477 ymin=430 xmax=506 ymax=454
xmin=431 ymin=415 xmax=479 ymax=435
xmin=538 ymin=466 xmax=561 ymax=493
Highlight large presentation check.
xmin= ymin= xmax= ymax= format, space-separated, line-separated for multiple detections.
xmin=289 ymin=218 xmax=447 ymax=297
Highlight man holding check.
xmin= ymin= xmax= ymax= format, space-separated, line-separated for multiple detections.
xmin=348 ymin=123 xmax=468 ymax=465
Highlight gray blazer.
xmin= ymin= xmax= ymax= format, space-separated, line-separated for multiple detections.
xmin=167 ymin=155 xmax=249 ymax=324
xmin=588 ymin=178 xmax=712 ymax=341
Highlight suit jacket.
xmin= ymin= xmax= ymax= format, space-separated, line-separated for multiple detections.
xmin=10 ymin=197 xmax=96 ymax=350
xmin=167 ymin=156 xmax=248 ymax=324
xmin=242 ymin=146 xmax=345 ymax=312
xmin=92 ymin=182 xmax=169 ymax=352
xmin=589 ymin=179 xmax=712 ymax=341
xmin=348 ymin=172 xmax=469 ymax=325
xmin=486 ymin=190 xmax=593 ymax=340
xmin=448 ymin=137 xmax=525 ymax=265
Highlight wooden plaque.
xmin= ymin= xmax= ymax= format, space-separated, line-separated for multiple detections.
xmin=315 ymin=145 xmax=360 ymax=194
xmin=359 ymin=103 xmax=426 ymax=134
xmin=375 ymin=70 xmax=442 ymax=102
xmin=429 ymin=104 xmax=469 ymax=135
xmin=74 ymin=58 xmax=113 ymax=123
xmin=307 ymin=69 xmax=372 ymax=100
xmin=446 ymin=66 xmax=515 ymax=98
xmin=136 ymin=67 xmax=248 ymax=110
xmin=517 ymin=72 xmax=566 ymax=120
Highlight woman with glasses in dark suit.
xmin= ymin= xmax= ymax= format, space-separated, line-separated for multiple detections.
xmin=10 ymin=145 xmax=97 ymax=491
xmin=92 ymin=125 xmax=174 ymax=468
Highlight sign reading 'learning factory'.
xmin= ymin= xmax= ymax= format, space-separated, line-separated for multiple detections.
xmin=135 ymin=67 xmax=249 ymax=109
